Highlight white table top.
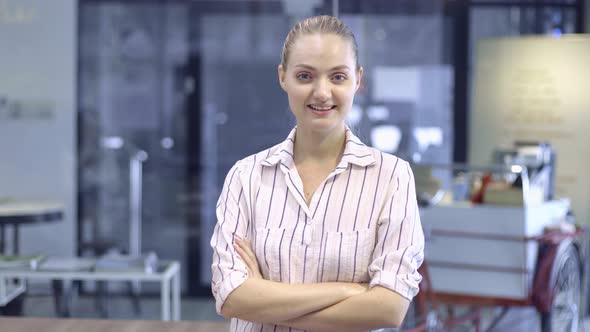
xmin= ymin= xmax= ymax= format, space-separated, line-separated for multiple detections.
xmin=0 ymin=200 xmax=63 ymax=217
xmin=0 ymin=258 xmax=180 ymax=281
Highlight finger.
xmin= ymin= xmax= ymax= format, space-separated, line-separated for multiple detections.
xmin=234 ymin=243 xmax=257 ymax=271
xmin=235 ymin=239 xmax=262 ymax=273
xmin=238 ymin=240 xmax=258 ymax=264
xmin=235 ymin=239 xmax=255 ymax=262
xmin=239 ymin=254 xmax=257 ymax=277
xmin=233 ymin=242 xmax=250 ymax=263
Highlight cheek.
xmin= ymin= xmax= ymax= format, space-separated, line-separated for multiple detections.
xmin=335 ymin=86 xmax=356 ymax=103
xmin=286 ymin=86 xmax=309 ymax=106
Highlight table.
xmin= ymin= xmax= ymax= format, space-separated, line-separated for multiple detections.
xmin=0 ymin=200 xmax=64 ymax=254
xmin=0 ymin=260 xmax=181 ymax=321
xmin=0 ymin=317 xmax=229 ymax=332
xmin=0 ymin=200 xmax=64 ymax=315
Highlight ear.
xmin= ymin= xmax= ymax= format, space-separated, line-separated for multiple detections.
xmin=355 ymin=67 xmax=364 ymax=92
xmin=278 ymin=64 xmax=287 ymax=91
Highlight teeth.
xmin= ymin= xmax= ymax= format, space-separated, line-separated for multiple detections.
xmin=309 ymin=105 xmax=334 ymax=111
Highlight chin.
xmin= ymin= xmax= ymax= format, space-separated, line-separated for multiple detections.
xmin=300 ymin=118 xmax=345 ymax=133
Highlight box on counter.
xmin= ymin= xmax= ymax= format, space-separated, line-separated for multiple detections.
xmin=421 ymin=199 xmax=570 ymax=300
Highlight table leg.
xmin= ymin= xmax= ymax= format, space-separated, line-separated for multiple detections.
xmin=0 ymin=277 xmax=6 ymax=302
xmin=96 ymin=281 xmax=109 ymax=318
xmin=8 ymin=225 xmax=22 ymax=316
xmin=52 ymin=280 xmax=63 ymax=317
xmin=13 ymin=225 xmax=19 ymax=254
xmin=161 ymin=277 xmax=170 ymax=321
xmin=127 ymin=280 xmax=141 ymax=315
xmin=172 ymin=269 xmax=180 ymax=321
xmin=0 ymin=224 xmax=5 ymax=253
xmin=51 ymin=280 xmax=72 ymax=317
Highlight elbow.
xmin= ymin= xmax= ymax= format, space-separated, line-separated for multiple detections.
xmin=220 ymin=305 xmax=232 ymax=319
xmin=371 ymin=287 xmax=410 ymax=329
xmin=220 ymin=300 xmax=238 ymax=319
xmin=218 ymin=278 xmax=253 ymax=320
xmin=379 ymin=311 xmax=404 ymax=329
xmin=379 ymin=300 xmax=409 ymax=328
xmin=387 ymin=315 xmax=404 ymax=329
xmin=221 ymin=295 xmax=252 ymax=320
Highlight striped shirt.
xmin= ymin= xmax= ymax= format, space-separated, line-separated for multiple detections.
xmin=211 ymin=127 xmax=424 ymax=332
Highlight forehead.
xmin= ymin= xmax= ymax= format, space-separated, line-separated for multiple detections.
xmin=288 ymin=33 xmax=355 ymax=69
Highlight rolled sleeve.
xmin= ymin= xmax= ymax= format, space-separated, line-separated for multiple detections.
xmin=369 ymin=160 xmax=425 ymax=300
xmin=210 ymin=161 xmax=251 ymax=314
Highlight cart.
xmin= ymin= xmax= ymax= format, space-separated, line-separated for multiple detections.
xmin=402 ymin=163 xmax=586 ymax=332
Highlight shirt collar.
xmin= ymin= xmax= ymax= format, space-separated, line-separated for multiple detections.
xmin=261 ymin=126 xmax=376 ymax=168
xmin=341 ymin=126 xmax=376 ymax=167
xmin=261 ymin=127 xmax=296 ymax=168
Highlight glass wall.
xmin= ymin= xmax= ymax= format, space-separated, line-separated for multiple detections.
xmin=470 ymin=4 xmax=578 ymax=67
xmin=78 ymin=0 xmax=582 ymax=297
xmin=342 ymin=14 xmax=452 ymax=165
xmin=78 ymin=2 xmax=194 ymax=292
xmin=77 ymin=0 xmax=452 ymax=295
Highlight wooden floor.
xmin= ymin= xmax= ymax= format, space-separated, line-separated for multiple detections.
xmin=4 ymin=294 xmax=590 ymax=331
xmin=0 ymin=317 xmax=230 ymax=332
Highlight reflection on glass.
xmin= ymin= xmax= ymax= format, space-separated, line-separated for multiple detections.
xmin=79 ymin=1 xmax=454 ymax=297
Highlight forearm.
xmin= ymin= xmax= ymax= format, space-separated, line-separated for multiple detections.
xmin=221 ymin=278 xmax=365 ymax=323
xmin=278 ymin=286 xmax=410 ymax=332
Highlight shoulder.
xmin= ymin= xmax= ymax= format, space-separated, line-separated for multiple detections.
xmin=229 ymin=142 xmax=283 ymax=176
xmin=364 ymin=147 xmax=411 ymax=177
xmin=367 ymin=150 xmax=417 ymax=201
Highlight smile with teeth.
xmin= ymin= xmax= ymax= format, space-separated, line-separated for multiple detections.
xmin=308 ymin=105 xmax=336 ymax=111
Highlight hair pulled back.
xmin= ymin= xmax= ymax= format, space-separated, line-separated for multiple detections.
xmin=280 ymin=15 xmax=359 ymax=71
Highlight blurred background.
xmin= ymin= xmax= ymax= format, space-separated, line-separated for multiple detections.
xmin=1 ymin=0 xmax=589 ymax=330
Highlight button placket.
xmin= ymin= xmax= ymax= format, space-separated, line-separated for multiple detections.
xmin=303 ymin=224 xmax=313 ymax=246
xmin=283 ymin=168 xmax=311 ymax=217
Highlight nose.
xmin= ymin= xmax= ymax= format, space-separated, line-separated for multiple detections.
xmin=312 ymin=78 xmax=330 ymax=101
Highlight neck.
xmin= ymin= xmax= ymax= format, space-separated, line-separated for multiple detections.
xmin=293 ymin=123 xmax=346 ymax=165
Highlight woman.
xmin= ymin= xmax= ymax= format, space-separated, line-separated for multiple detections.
xmin=211 ymin=15 xmax=424 ymax=332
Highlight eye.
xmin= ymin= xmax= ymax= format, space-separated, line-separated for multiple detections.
xmin=332 ymin=73 xmax=347 ymax=81
xmin=296 ymin=72 xmax=312 ymax=81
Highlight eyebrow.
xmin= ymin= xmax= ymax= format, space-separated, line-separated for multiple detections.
xmin=294 ymin=64 xmax=351 ymax=71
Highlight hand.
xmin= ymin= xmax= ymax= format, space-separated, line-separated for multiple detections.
xmin=348 ymin=283 xmax=370 ymax=297
xmin=234 ymin=237 xmax=263 ymax=279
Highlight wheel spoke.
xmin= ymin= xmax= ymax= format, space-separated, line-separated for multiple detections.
xmin=545 ymin=245 xmax=582 ymax=332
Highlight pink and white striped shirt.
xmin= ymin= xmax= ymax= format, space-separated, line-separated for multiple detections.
xmin=211 ymin=127 xmax=424 ymax=332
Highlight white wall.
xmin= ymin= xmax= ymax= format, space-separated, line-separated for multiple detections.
xmin=0 ymin=0 xmax=77 ymax=256
xmin=470 ymin=35 xmax=590 ymax=225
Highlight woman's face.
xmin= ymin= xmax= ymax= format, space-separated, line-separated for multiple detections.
xmin=279 ymin=33 xmax=362 ymax=134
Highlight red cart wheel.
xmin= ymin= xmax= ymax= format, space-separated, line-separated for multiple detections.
xmin=541 ymin=242 xmax=582 ymax=332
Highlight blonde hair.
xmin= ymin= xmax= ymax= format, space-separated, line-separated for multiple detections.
xmin=280 ymin=15 xmax=360 ymax=71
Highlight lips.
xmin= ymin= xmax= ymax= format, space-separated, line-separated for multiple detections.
xmin=307 ymin=104 xmax=336 ymax=116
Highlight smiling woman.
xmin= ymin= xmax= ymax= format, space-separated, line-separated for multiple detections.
xmin=279 ymin=33 xmax=361 ymax=137
xmin=210 ymin=15 xmax=424 ymax=332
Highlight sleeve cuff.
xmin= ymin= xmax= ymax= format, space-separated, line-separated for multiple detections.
xmin=370 ymin=270 xmax=422 ymax=301
xmin=212 ymin=270 xmax=249 ymax=314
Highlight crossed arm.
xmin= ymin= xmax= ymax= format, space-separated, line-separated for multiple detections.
xmin=221 ymin=238 xmax=410 ymax=332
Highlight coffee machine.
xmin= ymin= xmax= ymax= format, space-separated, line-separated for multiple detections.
xmin=493 ymin=141 xmax=556 ymax=201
